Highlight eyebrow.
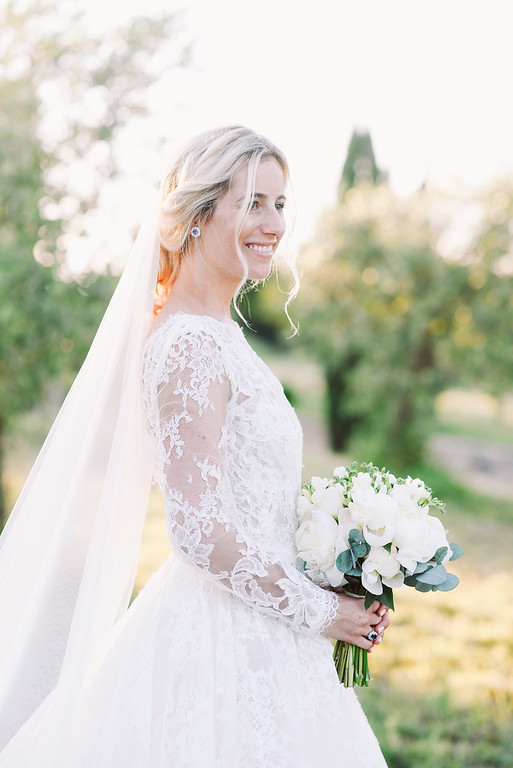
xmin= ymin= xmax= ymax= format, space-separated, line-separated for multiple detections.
xmin=236 ymin=193 xmax=287 ymax=203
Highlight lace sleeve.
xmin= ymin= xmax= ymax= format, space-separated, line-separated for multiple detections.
xmin=152 ymin=327 xmax=340 ymax=635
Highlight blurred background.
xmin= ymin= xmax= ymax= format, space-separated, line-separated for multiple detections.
xmin=1 ymin=0 xmax=512 ymax=765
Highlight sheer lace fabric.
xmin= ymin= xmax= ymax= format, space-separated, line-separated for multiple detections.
xmin=142 ymin=313 xmax=341 ymax=635
xmin=1 ymin=312 xmax=387 ymax=767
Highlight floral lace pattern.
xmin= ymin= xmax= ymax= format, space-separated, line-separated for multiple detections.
xmin=142 ymin=313 xmax=340 ymax=635
xmin=56 ymin=312 xmax=386 ymax=767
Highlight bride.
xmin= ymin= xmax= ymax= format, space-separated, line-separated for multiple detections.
xmin=0 ymin=126 xmax=388 ymax=766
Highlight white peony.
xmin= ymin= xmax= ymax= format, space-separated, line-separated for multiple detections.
xmin=295 ymin=510 xmax=339 ymax=574
xmin=311 ymin=483 xmax=345 ymax=519
xmin=361 ymin=546 xmax=404 ymax=594
xmin=333 ymin=465 xmax=348 ymax=478
xmin=310 ymin=476 xmax=329 ymax=492
xmin=390 ymin=477 xmax=430 ymax=513
xmin=296 ymin=493 xmax=314 ymax=523
xmin=393 ymin=513 xmax=450 ymax=573
xmin=405 ymin=477 xmax=430 ymax=503
xmin=348 ymin=475 xmax=401 ymax=546
xmin=323 ymin=562 xmax=348 ymax=588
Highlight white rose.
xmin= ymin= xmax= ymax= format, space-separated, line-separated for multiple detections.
xmin=311 ymin=483 xmax=345 ymax=519
xmin=393 ymin=513 xmax=450 ymax=573
xmin=295 ymin=510 xmax=339 ymax=573
xmin=361 ymin=546 xmax=404 ymax=595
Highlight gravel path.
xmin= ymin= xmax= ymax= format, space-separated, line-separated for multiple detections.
xmin=428 ymin=433 xmax=513 ymax=500
xmin=299 ymin=412 xmax=513 ymax=501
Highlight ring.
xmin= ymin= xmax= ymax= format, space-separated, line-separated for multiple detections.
xmin=367 ymin=630 xmax=378 ymax=642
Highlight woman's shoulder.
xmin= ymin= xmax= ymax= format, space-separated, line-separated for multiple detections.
xmin=143 ymin=311 xmax=243 ymax=369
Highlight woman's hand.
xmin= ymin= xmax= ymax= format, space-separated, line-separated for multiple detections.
xmin=328 ymin=594 xmax=390 ymax=651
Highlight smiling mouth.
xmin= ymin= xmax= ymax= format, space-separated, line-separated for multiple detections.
xmin=245 ymin=243 xmax=274 ymax=256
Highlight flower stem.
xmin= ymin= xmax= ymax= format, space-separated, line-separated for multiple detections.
xmin=333 ymin=640 xmax=371 ymax=687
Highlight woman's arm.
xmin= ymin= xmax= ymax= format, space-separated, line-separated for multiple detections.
xmin=151 ymin=328 xmax=386 ymax=645
xmin=153 ymin=329 xmax=340 ymax=635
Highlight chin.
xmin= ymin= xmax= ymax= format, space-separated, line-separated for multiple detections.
xmin=247 ymin=262 xmax=273 ymax=282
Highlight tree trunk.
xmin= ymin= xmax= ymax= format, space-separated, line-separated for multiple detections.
xmin=326 ymin=356 xmax=361 ymax=452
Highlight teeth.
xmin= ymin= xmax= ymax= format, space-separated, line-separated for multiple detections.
xmin=247 ymin=244 xmax=273 ymax=255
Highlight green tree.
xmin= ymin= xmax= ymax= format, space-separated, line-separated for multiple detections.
xmin=299 ymin=178 xmax=513 ymax=467
xmin=445 ymin=183 xmax=513 ymax=394
xmin=339 ymin=129 xmax=386 ymax=198
xmin=0 ymin=0 xmax=187 ymax=523
xmin=298 ymin=185 xmax=466 ymax=465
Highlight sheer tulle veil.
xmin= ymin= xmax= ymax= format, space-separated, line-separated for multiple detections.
xmin=0 ymin=215 xmax=160 ymax=763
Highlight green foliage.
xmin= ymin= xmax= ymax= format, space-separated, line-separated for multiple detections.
xmin=236 ymin=272 xmax=297 ymax=344
xmin=298 ymin=178 xmax=513 ymax=467
xmin=360 ymin=685 xmax=513 ymax=768
xmin=339 ymin=129 xmax=386 ymax=195
xmin=0 ymin=0 xmax=185 ymax=522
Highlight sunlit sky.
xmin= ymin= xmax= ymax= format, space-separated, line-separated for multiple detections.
xmin=77 ymin=0 xmax=513 ymax=260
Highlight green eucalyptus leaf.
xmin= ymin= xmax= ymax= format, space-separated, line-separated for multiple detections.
xmin=336 ymin=549 xmax=353 ymax=573
xmin=403 ymin=575 xmax=419 ymax=587
xmin=434 ymin=546 xmax=448 ymax=564
xmin=345 ymin=566 xmax=363 ymax=577
xmin=436 ymin=573 xmax=460 ymax=591
xmin=351 ymin=541 xmax=369 ymax=559
xmin=348 ymin=528 xmax=365 ymax=546
xmin=416 ymin=564 xmax=448 ymax=585
xmin=415 ymin=581 xmax=432 ymax=593
xmin=449 ymin=543 xmax=464 ymax=561
xmin=414 ymin=562 xmax=430 ymax=574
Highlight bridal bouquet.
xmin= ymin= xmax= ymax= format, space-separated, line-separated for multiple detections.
xmin=296 ymin=462 xmax=463 ymax=687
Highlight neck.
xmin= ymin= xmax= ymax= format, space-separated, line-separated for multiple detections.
xmin=161 ymin=259 xmax=239 ymax=323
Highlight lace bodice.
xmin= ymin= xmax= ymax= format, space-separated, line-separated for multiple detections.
xmin=142 ymin=313 xmax=339 ymax=635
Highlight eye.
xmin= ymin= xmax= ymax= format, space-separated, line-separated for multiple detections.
xmin=249 ymin=199 xmax=260 ymax=211
xmin=275 ymin=201 xmax=285 ymax=212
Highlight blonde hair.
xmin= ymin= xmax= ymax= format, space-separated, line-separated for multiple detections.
xmin=156 ymin=125 xmax=297 ymax=322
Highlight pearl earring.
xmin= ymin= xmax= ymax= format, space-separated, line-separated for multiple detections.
xmin=191 ymin=226 xmax=201 ymax=238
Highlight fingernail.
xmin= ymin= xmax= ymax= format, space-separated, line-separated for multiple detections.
xmin=376 ymin=636 xmax=382 ymax=644
xmin=378 ymin=626 xmax=384 ymax=634
xmin=379 ymin=608 xmax=386 ymax=616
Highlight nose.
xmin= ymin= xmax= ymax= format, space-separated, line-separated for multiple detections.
xmin=262 ymin=206 xmax=286 ymax=239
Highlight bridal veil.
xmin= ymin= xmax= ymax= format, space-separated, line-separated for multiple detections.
xmin=0 ymin=215 xmax=160 ymax=763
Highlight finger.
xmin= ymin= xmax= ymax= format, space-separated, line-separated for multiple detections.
xmin=374 ymin=611 xmax=390 ymax=630
xmin=372 ymin=617 xmax=389 ymax=639
xmin=354 ymin=635 xmax=374 ymax=652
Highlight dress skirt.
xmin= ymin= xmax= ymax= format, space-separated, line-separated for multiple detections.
xmin=58 ymin=556 xmax=387 ymax=767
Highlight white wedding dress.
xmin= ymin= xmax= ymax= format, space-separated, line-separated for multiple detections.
xmin=6 ymin=312 xmax=387 ymax=767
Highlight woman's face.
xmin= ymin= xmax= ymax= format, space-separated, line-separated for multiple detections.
xmin=198 ymin=157 xmax=287 ymax=284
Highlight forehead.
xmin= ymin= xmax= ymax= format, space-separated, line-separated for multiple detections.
xmin=229 ymin=157 xmax=286 ymax=196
